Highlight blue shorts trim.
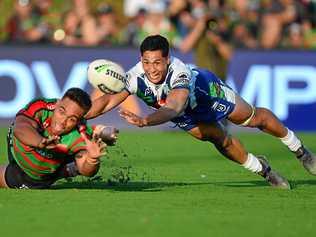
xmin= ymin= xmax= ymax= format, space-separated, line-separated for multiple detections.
xmin=172 ymin=100 xmax=235 ymax=131
xmin=171 ymin=69 xmax=236 ymax=131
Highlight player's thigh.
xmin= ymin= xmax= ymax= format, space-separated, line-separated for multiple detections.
xmin=0 ymin=165 xmax=8 ymax=188
xmin=187 ymin=122 xmax=228 ymax=143
xmin=228 ymin=93 xmax=253 ymax=124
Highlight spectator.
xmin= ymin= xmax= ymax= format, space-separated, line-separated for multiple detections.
xmin=123 ymin=8 xmax=148 ymax=46
xmin=137 ymin=1 xmax=180 ymax=47
xmin=2 ymin=0 xmax=316 ymax=52
xmin=123 ymin=0 xmax=168 ymax=18
xmin=168 ymin=0 xmax=192 ymax=38
xmin=61 ymin=0 xmax=98 ymax=46
xmin=94 ymin=3 xmax=124 ymax=46
xmin=32 ymin=0 xmax=61 ymax=43
xmin=281 ymin=23 xmax=305 ymax=49
xmin=177 ymin=0 xmax=232 ymax=80
xmin=302 ymin=1 xmax=316 ymax=49
xmin=302 ymin=19 xmax=316 ymax=49
xmin=259 ymin=0 xmax=297 ymax=49
xmin=229 ymin=21 xmax=258 ymax=49
xmin=5 ymin=0 xmax=46 ymax=43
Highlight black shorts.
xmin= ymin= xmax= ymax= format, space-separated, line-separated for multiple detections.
xmin=4 ymin=160 xmax=58 ymax=189
xmin=5 ymin=125 xmax=78 ymax=189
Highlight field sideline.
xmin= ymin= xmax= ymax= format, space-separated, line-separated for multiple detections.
xmin=0 ymin=127 xmax=316 ymax=237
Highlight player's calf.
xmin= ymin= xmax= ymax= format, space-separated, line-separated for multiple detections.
xmin=0 ymin=165 xmax=9 ymax=188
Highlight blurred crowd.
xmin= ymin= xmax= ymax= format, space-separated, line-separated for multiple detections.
xmin=2 ymin=0 xmax=316 ymax=77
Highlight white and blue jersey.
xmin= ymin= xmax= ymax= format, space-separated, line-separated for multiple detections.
xmin=125 ymin=57 xmax=236 ymax=131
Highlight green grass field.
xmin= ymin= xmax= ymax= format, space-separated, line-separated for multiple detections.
xmin=0 ymin=127 xmax=316 ymax=237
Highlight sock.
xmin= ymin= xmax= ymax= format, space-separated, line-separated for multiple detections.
xmin=242 ymin=153 xmax=263 ymax=173
xmin=280 ymin=128 xmax=302 ymax=152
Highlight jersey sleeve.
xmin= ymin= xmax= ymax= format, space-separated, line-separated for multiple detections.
xmin=16 ymin=98 xmax=56 ymax=124
xmin=125 ymin=63 xmax=142 ymax=94
xmin=169 ymin=59 xmax=191 ymax=90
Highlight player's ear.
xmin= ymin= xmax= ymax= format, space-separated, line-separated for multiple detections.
xmin=55 ymin=99 xmax=61 ymax=107
xmin=166 ymin=55 xmax=170 ymax=65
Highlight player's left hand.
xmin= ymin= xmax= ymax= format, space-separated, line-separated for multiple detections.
xmin=119 ymin=109 xmax=146 ymax=127
xmin=81 ymin=132 xmax=107 ymax=161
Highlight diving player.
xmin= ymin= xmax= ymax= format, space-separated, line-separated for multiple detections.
xmin=87 ymin=35 xmax=316 ymax=189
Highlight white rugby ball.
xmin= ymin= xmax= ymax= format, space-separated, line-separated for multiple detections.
xmin=87 ymin=59 xmax=126 ymax=94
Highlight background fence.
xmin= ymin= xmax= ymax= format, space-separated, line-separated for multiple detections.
xmin=0 ymin=46 xmax=315 ymax=131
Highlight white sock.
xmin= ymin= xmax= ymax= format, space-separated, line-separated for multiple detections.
xmin=280 ymin=128 xmax=302 ymax=152
xmin=242 ymin=153 xmax=263 ymax=173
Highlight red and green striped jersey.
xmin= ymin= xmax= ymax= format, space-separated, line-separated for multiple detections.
xmin=8 ymin=98 xmax=93 ymax=180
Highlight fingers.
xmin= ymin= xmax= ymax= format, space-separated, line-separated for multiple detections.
xmin=96 ymin=139 xmax=107 ymax=157
xmin=80 ymin=131 xmax=90 ymax=143
xmin=92 ymin=131 xmax=100 ymax=142
xmin=119 ymin=110 xmax=142 ymax=126
xmin=99 ymin=142 xmax=107 ymax=150
xmin=119 ymin=109 xmax=135 ymax=118
xmin=92 ymin=125 xmax=104 ymax=142
xmin=97 ymin=138 xmax=103 ymax=146
xmin=99 ymin=143 xmax=107 ymax=156
xmin=38 ymin=135 xmax=60 ymax=149
xmin=46 ymin=135 xmax=60 ymax=144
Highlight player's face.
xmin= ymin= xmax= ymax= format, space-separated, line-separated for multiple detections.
xmin=50 ymin=98 xmax=86 ymax=135
xmin=141 ymin=50 xmax=170 ymax=84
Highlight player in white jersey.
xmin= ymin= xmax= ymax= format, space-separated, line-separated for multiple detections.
xmin=87 ymin=35 xmax=316 ymax=189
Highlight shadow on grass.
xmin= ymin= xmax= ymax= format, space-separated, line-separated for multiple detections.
xmin=217 ymin=179 xmax=316 ymax=190
xmin=51 ymin=179 xmax=316 ymax=191
xmin=52 ymin=181 xmax=212 ymax=191
xmin=290 ymin=179 xmax=316 ymax=189
xmin=216 ymin=180 xmax=270 ymax=188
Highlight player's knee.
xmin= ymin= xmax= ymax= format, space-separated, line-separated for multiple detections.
xmin=247 ymin=107 xmax=271 ymax=128
xmin=214 ymin=134 xmax=233 ymax=151
xmin=195 ymin=135 xmax=208 ymax=141
xmin=190 ymin=130 xmax=209 ymax=141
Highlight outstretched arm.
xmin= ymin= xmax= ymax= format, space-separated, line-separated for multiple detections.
xmin=85 ymin=89 xmax=130 ymax=119
xmin=120 ymin=88 xmax=189 ymax=127
xmin=14 ymin=115 xmax=59 ymax=149
xmin=75 ymin=133 xmax=107 ymax=177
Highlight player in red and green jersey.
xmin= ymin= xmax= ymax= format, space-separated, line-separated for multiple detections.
xmin=0 ymin=88 xmax=118 ymax=189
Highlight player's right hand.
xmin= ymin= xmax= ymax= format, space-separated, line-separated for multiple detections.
xmin=81 ymin=132 xmax=107 ymax=164
xmin=119 ymin=109 xmax=147 ymax=127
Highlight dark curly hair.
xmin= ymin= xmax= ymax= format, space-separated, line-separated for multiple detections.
xmin=140 ymin=35 xmax=169 ymax=57
xmin=62 ymin=87 xmax=92 ymax=113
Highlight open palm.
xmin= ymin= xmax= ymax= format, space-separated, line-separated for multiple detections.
xmin=81 ymin=133 xmax=107 ymax=159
